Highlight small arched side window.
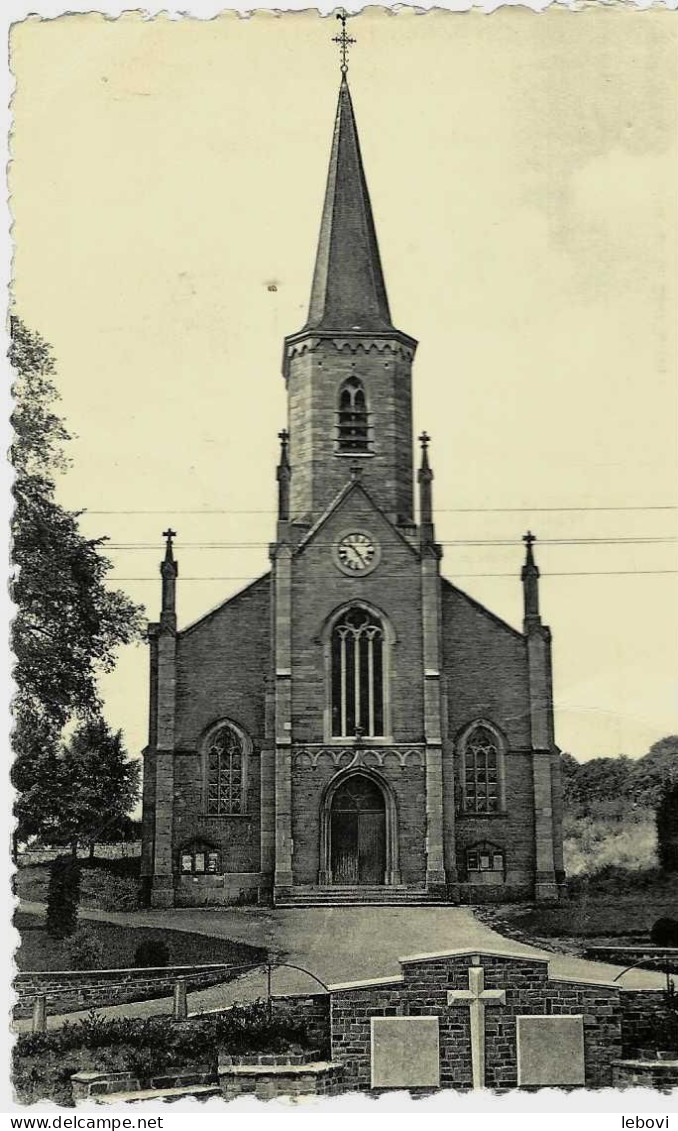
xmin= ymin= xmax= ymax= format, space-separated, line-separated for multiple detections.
xmin=204 ymin=722 xmax=247 ymax=815
xmin=460 ymin=723 xmax=505 ymax=814
xmin=337 ymin=377 xmax=370 ymax=453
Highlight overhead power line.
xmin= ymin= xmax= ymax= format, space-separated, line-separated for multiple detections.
xmin=109 ymin=569 xmax=678 ymax=582
xmin=104 ymin=536 xmax=677 ymax=550
xmin=80 ymin=505 xmax=678 ymax=516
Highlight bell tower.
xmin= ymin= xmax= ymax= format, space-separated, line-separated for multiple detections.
xmin=282 ymin=55 xmax=418 ymax=528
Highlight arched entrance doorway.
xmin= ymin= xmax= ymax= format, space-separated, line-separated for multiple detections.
xmin=329 ymin=774 xmax=386 ymax=885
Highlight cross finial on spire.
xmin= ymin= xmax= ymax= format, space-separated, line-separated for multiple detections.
xmin=162 ymin=528 xmax=177 ymax=560
xmin=523 ymin=530 xmax=536 ymax=548
xmin=160 ymin=528 xmax=178 ymax=618
xmin=332 ymin=10 xmax=356 ymax=76
xmin=419 ymin=431 xmax=431 ymax=452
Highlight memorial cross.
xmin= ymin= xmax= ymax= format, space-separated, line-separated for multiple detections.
xmin=447 ymin=963 xmax=506 ymax=1089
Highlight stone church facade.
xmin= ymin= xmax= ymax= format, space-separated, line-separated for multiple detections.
xmin=141 ymin=75 xmax=565 ymax=909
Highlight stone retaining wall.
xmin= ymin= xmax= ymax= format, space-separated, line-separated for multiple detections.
xmin=71 ymin=1064 xmax=215 ymax=1103
xmin=218 ymin=1052 xmax=343 ymax=1101
xmin=612 ymin=1059 xmax=678 ymax=1092
xmin=273 ymin=993 xmax=331 ymax=1057
xmin=619 ymin=988 xmax=678 ymax=1056
xmin=585 ymin=947 xmax=678 ymax=975
xmin=330 ymin=952 xmax=623 ymax=1092
xmin=13 ymin=963 xmax=239 ymax=1019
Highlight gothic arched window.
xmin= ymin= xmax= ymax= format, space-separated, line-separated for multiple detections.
xmin=331 ymin=607 xmax=385 ymax=738
xmin=205 ymin=723 xmax=246 ymax=815
xmin=337 ymin=377 xmax=369 ymax=453
xmin=460 ymin=723 xmax=505 ymax=814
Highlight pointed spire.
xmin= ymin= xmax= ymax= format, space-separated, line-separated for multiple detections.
xmin=304 ymin=75 xmax=395 ymax=334
xmin=160 ymin=528 xmax=178 ymax=628
xmin=276 ymin=429 xmax=291 ymax=521
xmin=521 ymin=531 xmax=541 ymax=630
xmin=418 ymin=431 xmax=435 ymax=544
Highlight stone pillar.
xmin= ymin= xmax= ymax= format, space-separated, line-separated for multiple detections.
xmin=527 ymin=625 xmax=557 ymax=901
xmin=442 ymin=735 xmax=459 ymax=895
xmin=532 ymin=750 xmax=557 ymax=901
xmin=273 ymin=543 xmax=293 ymax=894
xmin=150 ymin=625 xmax=177 ymax=909
xmin=522 ymin=533 xmax=558 ymax=902
xmin=259 ymin=671 xmax=277 ymax=894
xmin=421 ymin=552 xmax=446 ymax=891
xmin=32 ymin=994 xmax=46 ymax=1033
xmin=173 ymin=977 xmax=188 ymax=1021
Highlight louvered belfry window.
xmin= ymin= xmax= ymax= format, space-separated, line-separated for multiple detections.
xmin=206 ymin=725 xmax=244 ymax=815
xmin=463 ymin=725 xmax=500 ymax=813
xmin=337 ymin=377 xmax=369 ymax=453
xmin=331 ymin=607 xmax=385 ymax=737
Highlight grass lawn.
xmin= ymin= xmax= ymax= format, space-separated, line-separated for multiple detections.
xmin=14 ymin=911 xmax=267 ymax=972
xmin=478 ymin=867 xmax=678 ymax=948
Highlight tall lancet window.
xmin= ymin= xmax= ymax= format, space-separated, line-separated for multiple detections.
xmin=331 ymin=607 xmax=385 ymax=737
xmin=205 ymin=723 xmax=246 ymax=815
xmin=337 ymin=377 xmax=369 ymax=453
xmin=461 ymin=724 xmax=505 ymax=814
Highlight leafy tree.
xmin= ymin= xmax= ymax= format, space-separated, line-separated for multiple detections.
xmin=42 ymin=719 xmax=140 ymax=858
xmin=10 ymin=316 xmax=144 ymax=849
xmin=562 ymin=755 xmax=635 ymax=817
xmin=629 ymin=736 xmax=678 ymax=809
xmin=656 ymin=781 xmax=678 ymax=873
xmin=559 ymin=751 xmax=580 ymax=802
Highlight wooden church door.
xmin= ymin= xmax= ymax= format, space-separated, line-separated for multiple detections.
xmin=330 ymin=775 xmax=386 ymax=885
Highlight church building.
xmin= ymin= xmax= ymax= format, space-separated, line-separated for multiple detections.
xmin=141 ymin=64 xmax=565 ymax=909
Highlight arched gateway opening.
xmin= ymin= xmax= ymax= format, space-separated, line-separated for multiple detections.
xmin=328 ymin=774 xmax=387 ymax=885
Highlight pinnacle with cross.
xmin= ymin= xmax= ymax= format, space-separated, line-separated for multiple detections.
xmin=523 ymin=530 xmax=536 ymax=548
xmin=162 ymin=528 xmax=177 ymax=569
xmin=419 ymin=431 xmax=431 ymax=451
xmin=332 ymin=11 xmax=356 ymax=76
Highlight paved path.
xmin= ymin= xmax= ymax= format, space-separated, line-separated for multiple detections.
xmin=15 ymin=901 xmax=668 ymax=1032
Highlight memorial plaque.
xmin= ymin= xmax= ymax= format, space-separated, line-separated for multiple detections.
xmin=370 ymin=1017 xmax=440 ymax=1089
xmin=516 ymin=1015 xmax=585 ymax=1087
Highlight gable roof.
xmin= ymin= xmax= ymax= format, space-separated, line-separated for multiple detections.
xmin=441 ymin=576 xmax=525 ymax=642
xmin=178 ymin=572 xmax=271 ymax=639
xmin=294 ymin=476 xmax=419 ymax=558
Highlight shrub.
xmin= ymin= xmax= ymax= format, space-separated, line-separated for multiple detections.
xmin=64 ymin=926 xmax=105 ymax=970
xmin=81 ymin=870 xmax=138 ymax=912
xmin=12 ymin=1000 xmax=312 ymax=1103
xmin=651 ymin=917 xmax=678 ymax=947
xmin=657 ymin=782 xmax=678 ymax=873
xmin=46 ymin=857 xmax=81 ymax=940
xmin=563 ymin=813 xmax=657 ymax=877
xmin=133 ymin=939 xmax=170 ymax=968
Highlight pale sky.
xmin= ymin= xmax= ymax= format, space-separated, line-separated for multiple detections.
xmin=10 ymin=8 xmax=678 ymax=765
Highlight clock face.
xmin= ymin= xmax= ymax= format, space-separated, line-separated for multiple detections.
xmin=337 ymin=532 xmax=378 ymax=573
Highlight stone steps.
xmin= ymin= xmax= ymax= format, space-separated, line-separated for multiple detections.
xmin=97 ymin=1084 xmax=220 ymax=1104
xmin=276 ymin=886 xmax=446 ymax=907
